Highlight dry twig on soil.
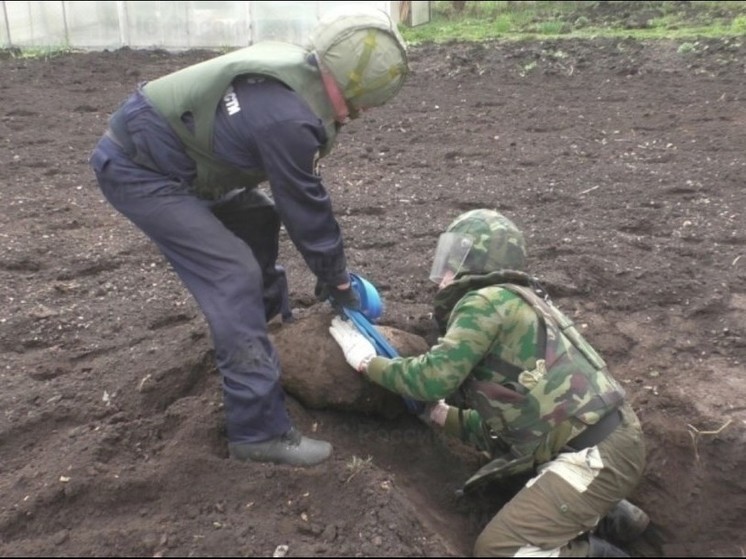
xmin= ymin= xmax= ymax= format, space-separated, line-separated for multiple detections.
xmin=686 ymin=419 xmax=733 ymax=462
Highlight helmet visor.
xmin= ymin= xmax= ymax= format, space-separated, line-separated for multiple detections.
xmin=429 ymin=232 xmax=473 ymax=285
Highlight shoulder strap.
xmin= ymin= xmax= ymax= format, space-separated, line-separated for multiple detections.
xmin=499 ymin=283 xmax=548 ymax=358
xmin=499 ymin=283 xmax=606 ymax=371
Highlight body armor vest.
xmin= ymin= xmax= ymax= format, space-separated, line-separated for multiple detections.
xmin=142 ymin=42 xmax=337 ymax=199
xmin=462 ymin=283 xmax=625 ymax=491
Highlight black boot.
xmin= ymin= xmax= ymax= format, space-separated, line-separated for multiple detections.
xmin=596 ymin=499 xmax=650 ymax=545
xmin=588 ymin=534 xmax=629 ymax=557
xmin=229 ymin=427 xmax=332 ymax=467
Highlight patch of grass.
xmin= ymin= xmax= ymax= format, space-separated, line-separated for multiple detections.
xmin=9 ymin=45 xmax=76 ymax=60
xmin=491 ymin=15 xmax=513 ymax=35
xmin=677 ymin=41 xmax=697 ymax=54
xmin=518 ymin=60 xmax=537 ymax=77
xmin=536 ymin=20 xmax=569 ymax=35
xmin=400 ymin=0 xmax=746 ymax=45
xmin=733 ymin=15 xmax=746 ymax=33
xmin=344 ymin=455 xmax=373 ymax=483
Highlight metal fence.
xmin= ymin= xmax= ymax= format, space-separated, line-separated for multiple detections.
xmin=1 ymin=1 xmax=428 ymax=51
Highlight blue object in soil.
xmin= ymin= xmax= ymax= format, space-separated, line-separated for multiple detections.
xmin=344 ymin=273 xmax=426 ymax=415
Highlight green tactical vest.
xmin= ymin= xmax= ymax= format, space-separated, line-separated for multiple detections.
xmin=142 ymin=42 xmax=338 ymax=200
xmin=462 ymin=283 xmax=625 ymax=492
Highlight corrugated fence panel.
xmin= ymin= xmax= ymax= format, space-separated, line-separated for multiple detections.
xmin=64 ymin=1 xmax=120 ymax=49
xmin=0 ymin=1 xmax=426 ymax=50
xmin=3 ymin=0 xmax=67 ymax=47
xmin=185 ymin=2 xmax=252 ymax=49
xmin=251 ymin=1 xmax=317 ymax=45
xmin=1 ymin=3 xmax=10 ymax=47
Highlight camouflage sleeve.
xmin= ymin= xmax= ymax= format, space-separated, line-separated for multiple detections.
xmin=442 ymin=406 xmax=492 ymax=451
xmin=365 ymin=291 xmax=502 ymax=402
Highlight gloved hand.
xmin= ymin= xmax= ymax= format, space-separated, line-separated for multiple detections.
xmin=419 ymin=399 xmax=449 ymax=427
xmin=315 ymin=279 xmax=362 ymax=312
xmin=328 ymin=316 xmax=376 ymax=373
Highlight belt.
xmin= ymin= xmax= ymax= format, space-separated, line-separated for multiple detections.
xmin=566 ymin=408 xmax=622 ymax=451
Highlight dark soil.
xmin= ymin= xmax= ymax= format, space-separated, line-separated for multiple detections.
xmin=1 ymin=25 xmax=745 ymax=559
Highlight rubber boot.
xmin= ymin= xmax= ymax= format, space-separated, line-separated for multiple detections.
xmin=229 ymin=427 xmax=332 ymax=467
xmin=596 ymin=499 xmax=650 ymax=545
xmin=588 ymin=534 xmax=629 ymax=557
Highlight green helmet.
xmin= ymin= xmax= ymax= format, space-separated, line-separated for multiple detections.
xmin=310 ymin=7 xmax=408 ymax=112
xmin=433 ymin=209 xmax=527 ymax=280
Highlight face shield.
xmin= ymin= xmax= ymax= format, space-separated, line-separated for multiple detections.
xmin=429 ymin=232 xmax=474 ymax=286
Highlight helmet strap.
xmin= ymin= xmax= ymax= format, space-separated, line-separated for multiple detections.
xmin=316 ymin=54 xmax=350 ymax=124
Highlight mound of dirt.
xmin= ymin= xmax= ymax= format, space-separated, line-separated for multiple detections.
xmin=270 ymin=312 xmax=429 ymax=418
xmin=1 ymin=31 xmax=744 ymax=557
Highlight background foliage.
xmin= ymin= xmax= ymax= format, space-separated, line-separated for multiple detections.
xmin=401 ymin=1 xmax=746 ymax=44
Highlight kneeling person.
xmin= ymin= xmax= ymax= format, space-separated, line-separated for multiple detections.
xmin=329 ymin=209 xmax=649 ymax=556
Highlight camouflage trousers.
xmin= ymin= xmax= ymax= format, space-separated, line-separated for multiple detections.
xmin=473 ymin=402 xmax=646 ymax=557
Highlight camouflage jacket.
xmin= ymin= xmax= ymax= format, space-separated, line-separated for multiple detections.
xmin=366 ymin=271 xmax=625 ymax=485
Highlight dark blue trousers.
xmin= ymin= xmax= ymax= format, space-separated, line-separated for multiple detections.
xmin=90 ymin=136 xmax=292 ymax=443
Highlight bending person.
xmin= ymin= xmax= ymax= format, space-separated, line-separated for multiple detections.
xmin=90 ymin=8 xmax=409 ymax=467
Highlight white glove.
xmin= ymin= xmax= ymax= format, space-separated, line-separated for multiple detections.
xmin=328 ymin=316 xmax=376 ymax=373
xmin=420 ymin=399 xmax=449 ymax=427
